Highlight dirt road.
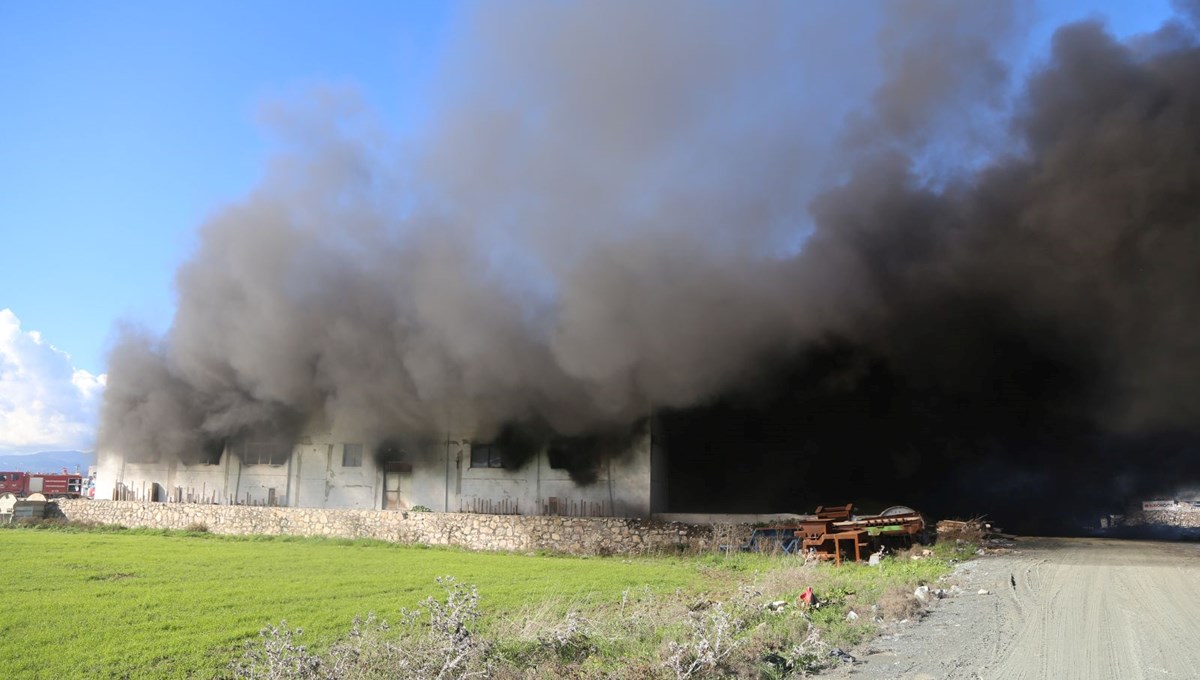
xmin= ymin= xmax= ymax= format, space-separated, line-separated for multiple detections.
xmin=830 ymin=537 xmax=1200 ymax=679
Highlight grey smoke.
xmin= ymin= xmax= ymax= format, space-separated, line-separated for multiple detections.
xmin=100 ymin=1 xmax=1200 ymax=467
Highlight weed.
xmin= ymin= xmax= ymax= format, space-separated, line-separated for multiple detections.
xmin=757 ymin=626 xmax=831 ymax=678
xmin=538 ymin=610 xmax=596 ymax=662
xmin=233 ymin=577 xmax=489 ymax=680
xmin=874 ymin=586 xmax=924 ymax=622
xmin=231 ymin=621 xmax=326 ymax=680
xmin=662 ymin=601 xmax=743 ymax=678
xmin=417 ymin=576 xmax=491 ymax=678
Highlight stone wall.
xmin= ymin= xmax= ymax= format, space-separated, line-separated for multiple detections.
xmin=52 ymin=500 xmax=742 ymax=556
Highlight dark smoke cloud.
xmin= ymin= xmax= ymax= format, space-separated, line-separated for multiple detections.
xmin=668 ymin=15 xmax=1200 ymax=525
xmin=101 ymin=2 xmax=1200 ymax=521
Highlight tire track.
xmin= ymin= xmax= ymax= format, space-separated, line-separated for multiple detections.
xmin=829 ymin=537 xmax=1200 ymax=680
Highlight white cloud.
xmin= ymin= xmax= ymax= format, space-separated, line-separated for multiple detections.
xmin=0 ymin=309 xmax=105 ymax=454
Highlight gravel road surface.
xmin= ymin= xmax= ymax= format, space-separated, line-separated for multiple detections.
xmin=828 ymin=537 xmax=1200 ymax=680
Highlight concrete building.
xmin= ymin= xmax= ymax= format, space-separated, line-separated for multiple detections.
xmin=96 ymin=423 xmax=668 ymax=518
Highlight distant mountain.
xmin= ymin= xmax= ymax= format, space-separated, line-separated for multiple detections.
xmin=0 ymin=450 xmax=94 ymax=474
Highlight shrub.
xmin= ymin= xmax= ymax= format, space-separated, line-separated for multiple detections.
xmin=231 ymin=621 xmax=326 ymax=680
xmin=538 ymin=610 xmax=596 ymax=663
xmin=233 ymin=577 xmax=489 ymax=680
xmin=755 ymin=626 xmax=830 ymax=679
xmin=228 ymin=543 xmax=974 ymax=679
xmin=413 ymin=576 xmax=490 ymax=678
xmin=662 ymin=601 xmax=744 ymax=679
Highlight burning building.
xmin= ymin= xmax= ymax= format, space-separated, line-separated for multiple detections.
xmin=96 ymin=3 xmax=1200 ymax=531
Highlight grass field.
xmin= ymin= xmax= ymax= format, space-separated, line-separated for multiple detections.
xmin=0 ymin=525 xmax=972 ymax=679
xmin=1 ymin=528 xmax=711 ymax=678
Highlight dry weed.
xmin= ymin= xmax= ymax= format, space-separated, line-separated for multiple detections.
xmin=874 ymin=586 xmax=924 ymax=622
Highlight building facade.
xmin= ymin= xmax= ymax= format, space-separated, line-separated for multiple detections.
xmin=95 ymin=424 xmax=668 ymax=517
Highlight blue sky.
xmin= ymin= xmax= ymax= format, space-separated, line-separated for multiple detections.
xmin=1 ymin=2 xmax=453 ymax=375
xmin=0 ymin=0 xmax=1179 ymax=453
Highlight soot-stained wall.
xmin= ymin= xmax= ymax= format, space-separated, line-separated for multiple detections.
xmin=96 ymin=425 xmax=663 ymax=517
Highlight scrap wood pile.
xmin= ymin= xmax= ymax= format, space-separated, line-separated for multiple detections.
xmin=936 ymin=517 xmax=1015 ymax=552
xmin=935 ymin=518 xmax=987 ymax=540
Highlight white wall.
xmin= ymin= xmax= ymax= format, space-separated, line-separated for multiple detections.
xmin=231 ymin=462 xmax=289 ymax=506
xmin=291 ymin=443 xmax=333 ymax=508
xmin=93 ymin=449 xmax=126 ymax=500
xmin=168 ymin=461 xmax=227 ymax=503
xmin=317 ymin=440 xmax=378 ymax=510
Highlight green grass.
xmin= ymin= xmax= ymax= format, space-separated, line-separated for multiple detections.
xmin=0 ymin=529 xmax=708 ymax=679
xmin=1 ymin=526 xmax=975 ymax=678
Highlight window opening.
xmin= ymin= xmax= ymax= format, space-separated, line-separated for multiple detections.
xmin=342 ymin=443 xmax=363 ymax=467
xmin=242 ymin=442 xmax=290 ymax=466
xmin=470 ymin=443 xmax=504 ymax=468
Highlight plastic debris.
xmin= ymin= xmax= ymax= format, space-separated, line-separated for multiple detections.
xmin=799 ymin=586 xmax=817 ymax=607
xmin=829 ymin=648 xmax=857 ymax=664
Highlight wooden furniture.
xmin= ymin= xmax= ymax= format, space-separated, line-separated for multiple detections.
xmin=798 ymin=519 xmax=870 ymax=566
xmin=824 ymin=529 xmax=870 ymax=566
xmin=815 ymin=504 xmax=854 ymax=521
xmin=746 ymin=504 xmax=925 ymax=565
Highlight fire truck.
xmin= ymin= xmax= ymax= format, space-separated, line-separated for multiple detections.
xmin=0 ymin=471 xmax=85 ymax=499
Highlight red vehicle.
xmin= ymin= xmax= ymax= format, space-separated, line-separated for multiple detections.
xmin=0 ymin=471 xmax=84 ymax=499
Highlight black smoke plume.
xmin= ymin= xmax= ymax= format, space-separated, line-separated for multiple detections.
xmin=100 ymin=3 xmax=1200 ymax=528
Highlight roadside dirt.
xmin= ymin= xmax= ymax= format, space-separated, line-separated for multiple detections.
xmin=827 ymin=537 xmax=1200 ymax=679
